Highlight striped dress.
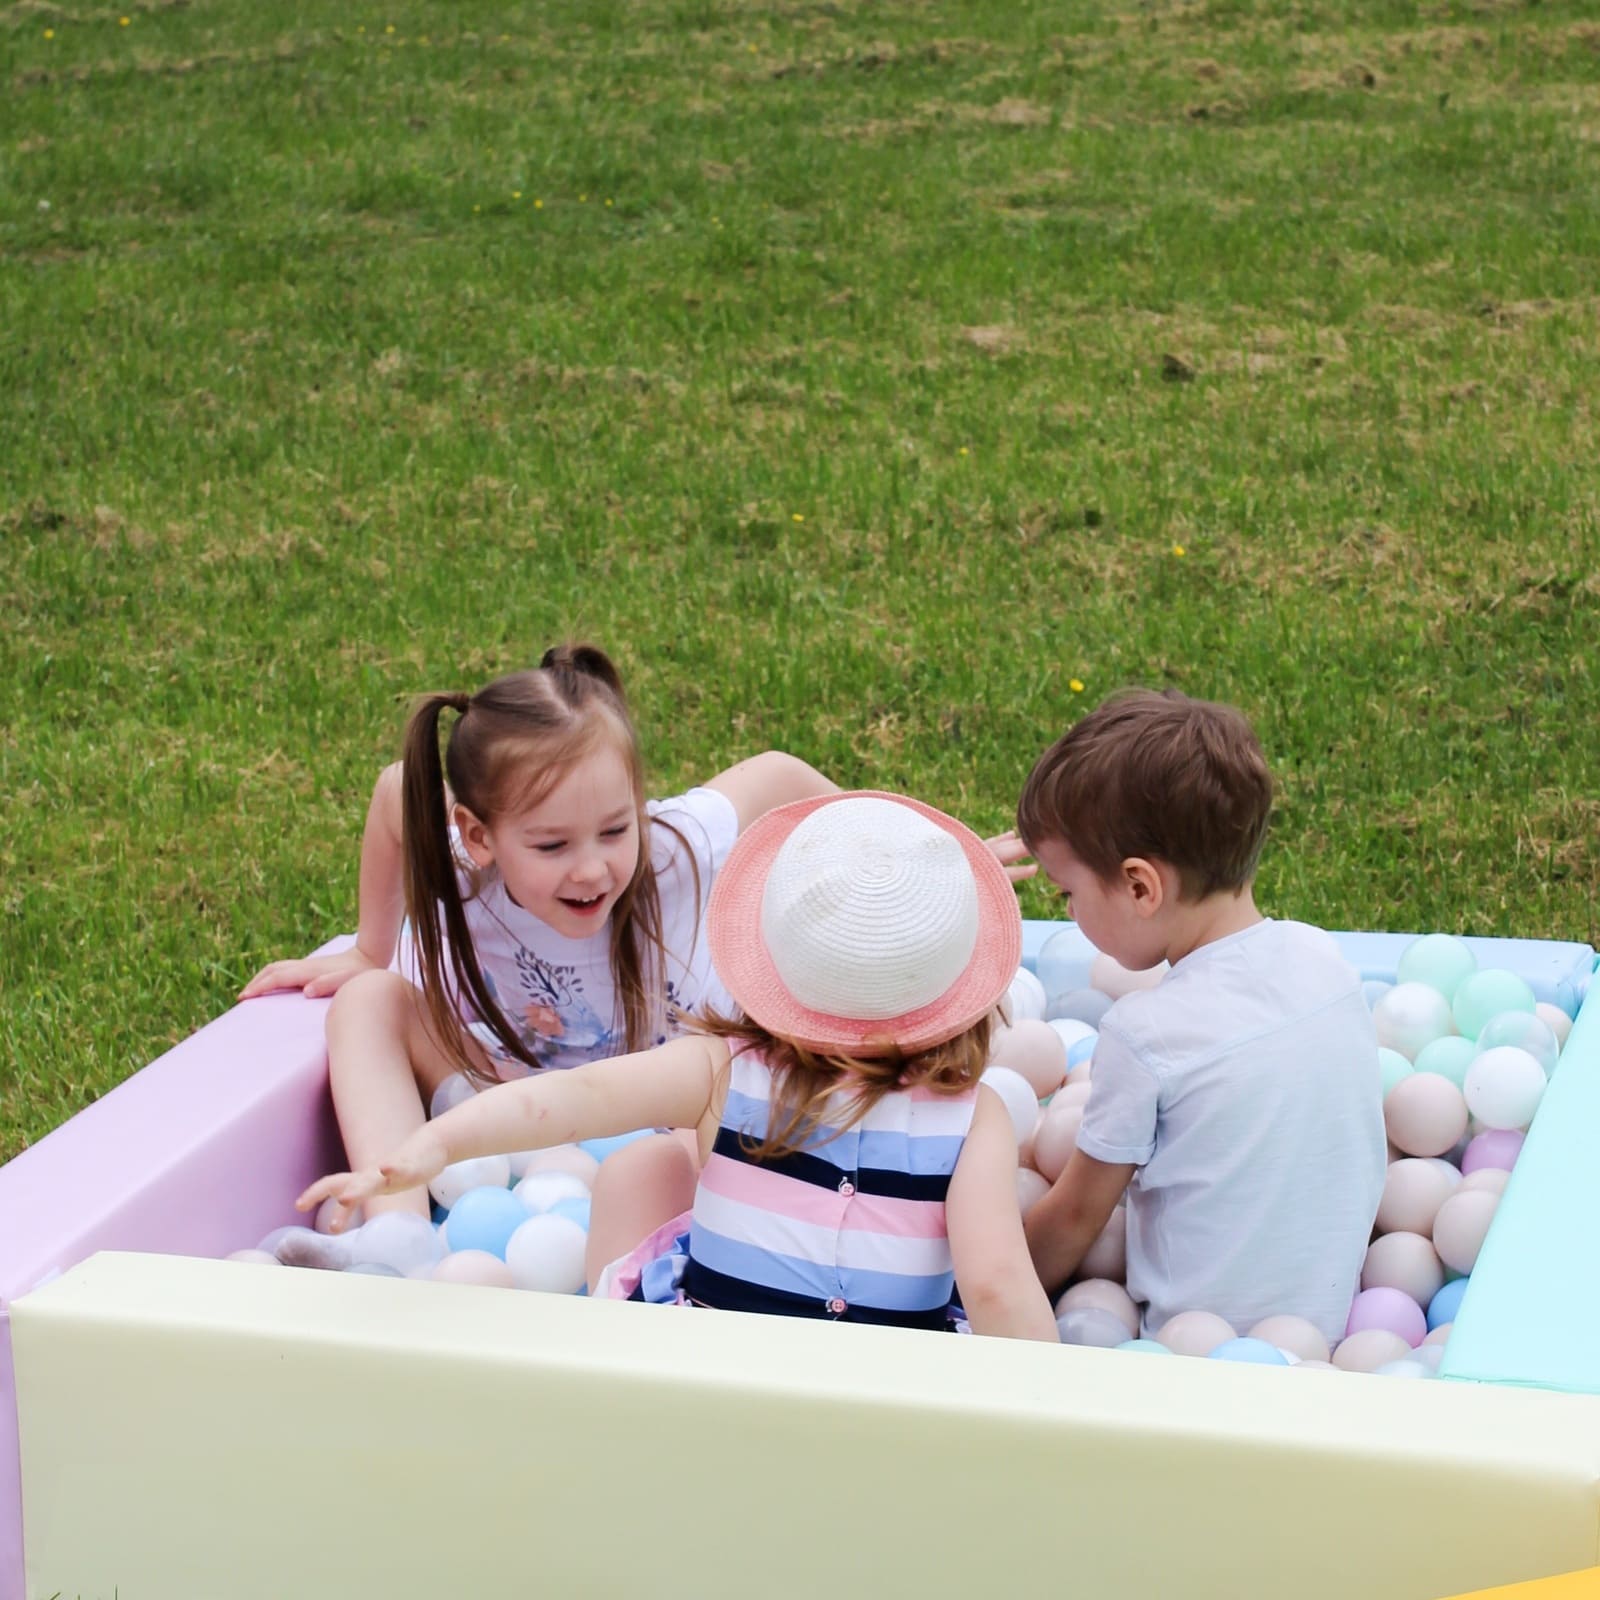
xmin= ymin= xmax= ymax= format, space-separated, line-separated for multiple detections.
xmin=616 ymin=1051 xmax=978 ymax=1330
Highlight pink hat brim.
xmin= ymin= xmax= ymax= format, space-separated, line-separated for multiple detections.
xmin=707 ymin=791 xmax=1022 ymax=1056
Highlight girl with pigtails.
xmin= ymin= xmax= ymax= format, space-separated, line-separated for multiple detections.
xmin=245 ymin=644 xmax=837 ymax=1282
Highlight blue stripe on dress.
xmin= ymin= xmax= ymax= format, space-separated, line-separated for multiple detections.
xmin=680 ymin=1258 xmax=950 ymax=1331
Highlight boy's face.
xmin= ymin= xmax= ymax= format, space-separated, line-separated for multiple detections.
xmin=1032 ymin=835 xmax=1169 ymax=973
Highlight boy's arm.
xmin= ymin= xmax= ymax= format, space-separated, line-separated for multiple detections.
xmin=946 ymin=1087 xmax=1060 ymax=1342
xmin=242 ymin=762 xmax=408 ymax=998
xmin=703 ymin=751 xmax=839 ymax=831
xmin=1024 ymin=1150 xmax=1137 ymax=1297
xmin=298 ymin=1034 xmax=730 ymax=1216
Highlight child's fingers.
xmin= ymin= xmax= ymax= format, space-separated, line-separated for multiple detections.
xmin=295 ymin=1173 xmax=354 ymax=1211
xmin=1005 ymin=862 xmax=1039 ymax=884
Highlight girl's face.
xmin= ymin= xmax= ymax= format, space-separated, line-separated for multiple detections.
xmin=456 ymin=742 xmax=642 ymax=939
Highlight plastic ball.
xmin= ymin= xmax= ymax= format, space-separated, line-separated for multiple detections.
xmin=1332 ymin=1329 xmax=1412 ymax=1373
xmin=1056 ymin=1307 xmax=1133 ymax=1348
xmin=1372 ymin=983 xmax=1456 ymax=1061
xmin=1005 ymin=965 xmax=1048 ymax=1024
xmin=1036 ymin=928 xmax=1095 ymax=1007
xmin=511 ymin=1171 xmax=592 ymax=1215
xmin=1156 ymin=1310 xmax=1235 ymax=1357
xmin=314 ymin=1195 xmax=362 ymax=1236
xmin=981 ymin=1067 xmax=1044 ymax=1146
xmin=548 ymin=1195 xmax=593 ymax=1231
xmin=1422 ymin=1322 xmax=1452 ymax=1347
xmin=1039 ymin=1016 xmax=1095 ymax=1066
xmin=1383 ymin=1074 xmax=1468 ymax=1158
xmin=1411 ymin=1342 xmax=1446 ymax=1374
xmin=1080 ymin=1206 xmax=1127 ymax=1283
xmin=1361 ymin=980 xmax=1393 ymax=1012
xmin=1053 ymin=1080 xmax=1093 ymax=1111
xmin=1377 ymin=1048 xmax=1414 ymax=1096
xmin=1462 ymin=1046 xmax=1546 ymax=1131
xmin=1090 ymin=952 xmax=1168 ymax=1000
xmin=1209 ymin=1338 xmax=1290 ymax=1366
xmin=1016 ymin=1167 xmax=1052 ymax=1211
xmin=1461 ymin=1128 xmax=1524 ymax=1174
xmin=1031 ymin=1101 xmax=1083 ymax=1183
xmin=1247 ymin=1316 xmax=1330 ymax=1364
xmin=1376 ymin=1159 xmax=1457 ymax=1237
xmin=1426 ymin=1276 xmax=1470 ymax=1331
xmin=504 ymin=1213 xmax=588 ymax=1293
xmin=1117 ymin=1339 xmax=1172 ymax=1355
xmin=1396 ymin=934 xmax=1478 ymax=1002
xmin=349 ymin=1211 xmax=447 ymax=1276
xmin=508 ymin=1144 xmax=601 ymax=1186
xmin=432 ymin=1250 xmax=515 ymax=1288
xmin=1432 ymin=1190 xmax=1499 ymax=1275
xmin=429 ymin=1072 xmax=480 ymax=1120
xmin=429 ymin=1154 xmax=512 ymax=1210
xmin=1055 ymin=1278 xmax=1139 ymax=1337
xmin=577 ymin=1129 xmax=658 ymax=1164
xmin=1048 ymin=989 xmax=1114 ymax=1028
xmin=1535 ymin=1002 xmax=1573 ymax=1051
xmin=1459 ymin=1168 xmax=1508 ymax=1197
xmin=1346 ymin=1286 xmax=1426 ymax=1348
xmin=443 ymin=1186 xmax=529 ymax=1259
xmin=1412 ymin=1035 xmax=1477 ymax=1088
xmin=989 ymin=1019 xmax=1068 ymax=1098
xmin=1452 ymin=969 xmax=1536 ymax=1041
xmin=1361 ymin=1232 xmax=1444 ymax=1309
xmin=1474 ymin=1012 xmax=1561 ymax=1079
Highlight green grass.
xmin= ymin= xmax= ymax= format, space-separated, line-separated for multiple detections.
xmin=3 ymin=0 xmax=1598 ymax=1160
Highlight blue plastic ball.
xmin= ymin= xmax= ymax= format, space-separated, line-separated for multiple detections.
xmin=549 ymin=1195 xmax=593 ymax=1232
xmin=1048 ymin=988 xmax=1114 ymax=1029
xmin=577 ymin=1128 xmax=659 ymax=1163
xmin=1208 ymin=1337 xmax=1291 ymax=1366
xmin=1427 ymin=1276 xmax=1469 ymax=1331
xmin=443 ymin=1186 xmax=530 ymax=1259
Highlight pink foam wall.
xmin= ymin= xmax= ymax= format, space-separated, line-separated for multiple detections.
xmin=0 ymin=979 xmax=345 ymax=1599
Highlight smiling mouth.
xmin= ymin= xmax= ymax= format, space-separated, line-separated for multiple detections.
xmin=561 ymin=894 xmax=607 ymax=914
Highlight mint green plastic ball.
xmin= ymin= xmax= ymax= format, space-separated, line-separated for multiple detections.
xmin=1452 ymin=969 xmax=1536 ymax=1041
xmin=1413 ymin=1035 xmax=1478 ymax=1088
xmin=1397 ymin=934 xmax=1478 ymax=1002
xmin=1378 ymin=1047 xmax=1415 ymax=1096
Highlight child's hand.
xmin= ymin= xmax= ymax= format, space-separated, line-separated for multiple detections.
xmin=295 ymin=1131 xmax=450 ymax=1223
xmin=985 ymin=830 xmax=1037 ymax=885
xmin=241 ymin=947 xmax=379 ymax=1001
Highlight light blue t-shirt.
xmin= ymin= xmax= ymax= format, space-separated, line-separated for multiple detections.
xmin=1076 ymin=919 xmax=1386 ymax=1343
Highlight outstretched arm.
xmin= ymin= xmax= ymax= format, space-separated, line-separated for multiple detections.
xmin=242 ymin=762 xmax=409 ymax=998
xmin=297 ymin=1033 xmax=730 ymax=1218
xmin=1024 ymin=1149 xmax=1136 ymax=1297
xmin=946 ymin=1087 xmax=1059 ymax=1341
xmin=704 ymin=751 xmax=838 ymax=831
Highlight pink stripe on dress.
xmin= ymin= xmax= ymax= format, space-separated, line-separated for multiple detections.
xmin=697 ymin=1152 xmax=951 ymax=1239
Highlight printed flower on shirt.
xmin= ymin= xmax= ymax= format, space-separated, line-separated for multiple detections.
xmin=524 ymin=1002 xmax=563 ymax=1037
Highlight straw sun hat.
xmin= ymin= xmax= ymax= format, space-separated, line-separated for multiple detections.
xmin=707 ymin=791 xmax=1022 ymax=1055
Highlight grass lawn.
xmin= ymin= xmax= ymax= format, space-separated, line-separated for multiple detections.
xmin=2 ymin=0 xmax=1598 ymax=1161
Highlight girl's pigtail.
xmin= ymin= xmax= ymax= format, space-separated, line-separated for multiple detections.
xmin=401 ymin=692 xmax=535 ymax=1084
xmin=540 ymin=642 xmax=627 ymax=705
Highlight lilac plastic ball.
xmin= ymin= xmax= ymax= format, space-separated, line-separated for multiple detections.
xmin=1461 ymin=1128 xmax=1525 ymax=1175
xmin=1345 ymin=1286 xmax=1427 ymax=1349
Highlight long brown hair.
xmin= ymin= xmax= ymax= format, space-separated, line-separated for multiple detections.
xmin=401 ymin=644 xmax=696 ymax=1084
xmin=693 ymin=1009 xmax=994 ymax=1163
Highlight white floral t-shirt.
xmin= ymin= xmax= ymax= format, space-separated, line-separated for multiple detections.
xmin=397 ymin=787 xmax=738 ymax=1076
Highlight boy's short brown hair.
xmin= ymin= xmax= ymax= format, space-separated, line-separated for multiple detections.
xmin=1016 ymin=689 xmax=1274 ymax=900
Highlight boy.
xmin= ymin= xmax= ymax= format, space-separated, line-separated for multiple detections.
xmin=1016 ymin=689 xmax=1385 ymax=1344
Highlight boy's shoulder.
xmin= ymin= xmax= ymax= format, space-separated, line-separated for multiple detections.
xmin=1102 ymin=919 xmax=1368 ymax=1070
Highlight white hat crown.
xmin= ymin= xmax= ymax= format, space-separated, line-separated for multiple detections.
xmin=757 ymin=796 xmax=979 ymax=1020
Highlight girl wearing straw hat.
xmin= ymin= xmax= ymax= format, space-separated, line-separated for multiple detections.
xmin=300 ymin=793 xmax=1058 ymax=1341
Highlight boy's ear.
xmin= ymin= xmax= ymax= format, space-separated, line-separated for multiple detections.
xmin=452 ymin=802 xmax=496 ymax=869
xmin=1122 ymin=857 xmax=1167 ymax=917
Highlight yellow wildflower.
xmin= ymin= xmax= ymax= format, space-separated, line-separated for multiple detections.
xmin=792 ymin=513 xmax=805 ymax=523
xmin=1171 ymin=543 xmax=1186 ymax=557
xmin=1070 ymin=679 xmax=1085 ymax=693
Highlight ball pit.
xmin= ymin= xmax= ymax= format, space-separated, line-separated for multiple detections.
xmin=0 ymin=923 xmax=1595 ymax=1600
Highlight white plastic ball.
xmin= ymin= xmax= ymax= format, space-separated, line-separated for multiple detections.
xmin=1055 ymin=1278 xmax=1139 ymax=1337
xmin=1473 ymin=1013 xmax=1561 ymax=1080
xmin=429 ymin=1072 xmax=480 ymax=1120
xmin=1462 ymin=1046 xmax=1546 ymax=1131
xmin=981 ymin=1067 xmax=1042 ymax=1146
xmin=512 ymin=1171 xmax=594 ymax=1213
xmin=504 ymin=1214 xmax=588 ymax=1294
xmin=348 ymin=1211 xmax=447 ymax=1275
xmin=1535 ymin=1002 xmax=1573 ymax=1050
xmin=1372 ymin=983 xmax=1457 ymax=1061
xmin=1005 ymin=966 xmax=1048 ymax=1024
xmin=1056 ymin=1307 xmax=1133 ymax=1348
xmin=429 ymin=1154 xmax=512 ymax=1209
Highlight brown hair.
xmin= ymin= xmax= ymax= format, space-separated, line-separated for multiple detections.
xmin=692 ymin=1009 xmax=994 ymax=1163
xmin=1016 ymin=688 xmax=1273 ymax=900
xmin=402 ymin=644 xmax=697 ymax=1085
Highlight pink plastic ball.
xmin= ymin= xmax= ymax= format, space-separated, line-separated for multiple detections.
xmin=989 ymin=1019 xmax=1069 ymax=1099
xmin=1056 ymin=1278 xmax=1140 ymax=1338
xmin=1156 ymin=1310 xmax=1236 ymax=1356
xmin=432 ymin=1250 xmax=516 ymax=1288
xmin=1459 ymin=1168 xmax=1509 ymax=1197
xmin=1332 ymin=1329 xmax=1413 ymax=1373
xmin=1080 ymin=1206 xmax=1127 ymax=1283
xmin=1432 ymin=1190 xmax=1499 ymax=1275
xmin=511 ymin=1144 xmax=601 ymax=1186
xmin=1031 ymin=1102 xmax=1083 ymax=1183
xmin=1361 ymin=1232 xmax=1445 ymax=1309
xmin=1016 ymin=1167 xmax=1052 ymax=1212
xmin=1461 ymin=1128 xmax=1524 ymax=1175
xmin=1346 ymin=1286 xmax=1427 ymax=1348
xmin=1053 ymin=1081 xmax=1093 ymax=1111
xmin=1422 ymin=1323 xmax=1453 ymax=1347
xmin=1247 ymin=1315 xmax=1330 ymax=1364
xmin=1375 ymin=1158 xmax=1456 ymax=1237
xmin=1384 ymin=1074 xmax=1468 ymax=1158
xmin=1089 ymin=952 xmax=1168 ymax=999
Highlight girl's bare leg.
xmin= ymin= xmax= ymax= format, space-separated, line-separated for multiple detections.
xmin=584 ymin=1131 xmax=698 ymax=1290
xmin=324 ymin=968 xmax=487 ymax=1220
